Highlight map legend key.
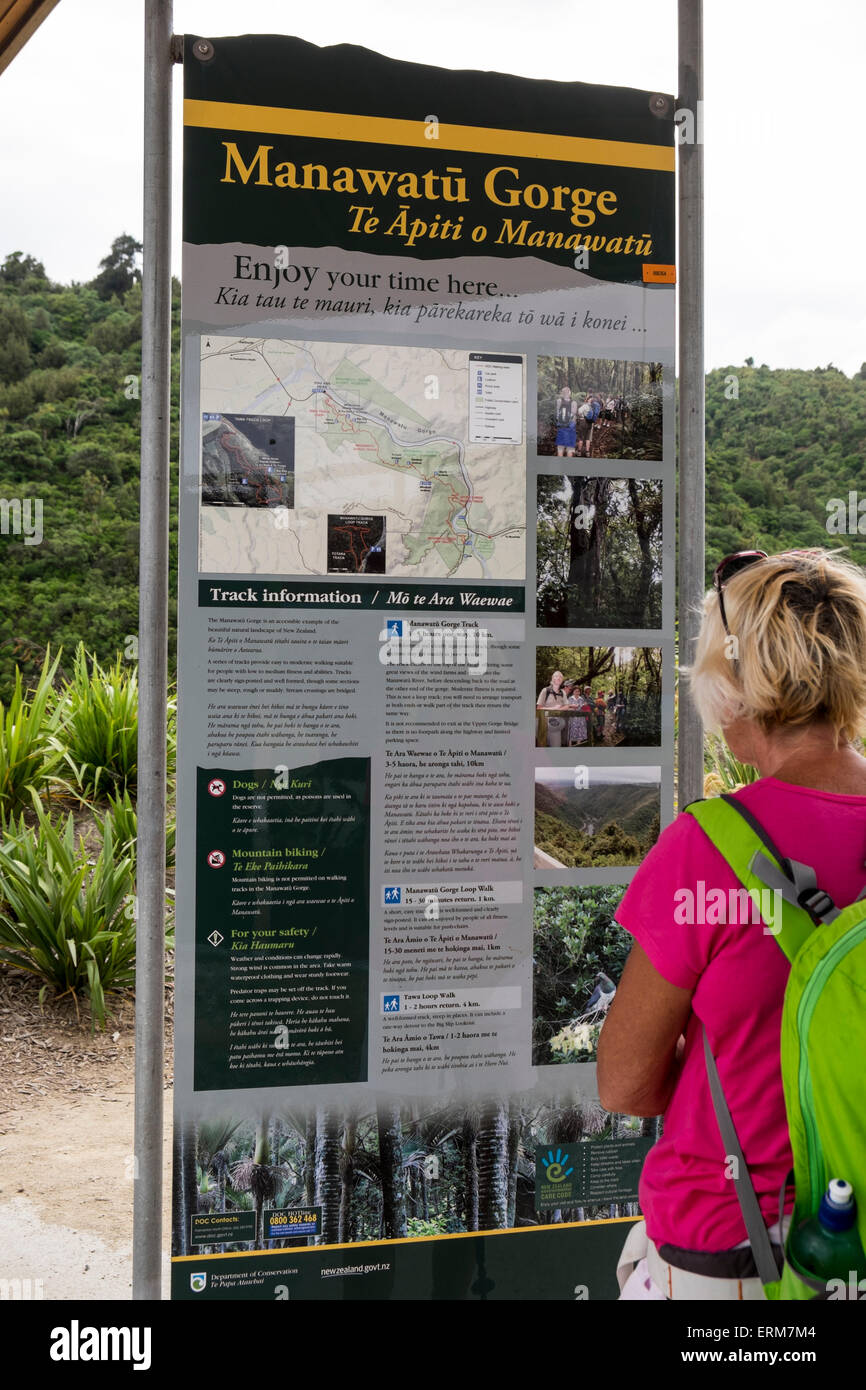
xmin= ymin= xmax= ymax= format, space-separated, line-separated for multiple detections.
xmin=468 ymin=353 xmax=524 ymax=444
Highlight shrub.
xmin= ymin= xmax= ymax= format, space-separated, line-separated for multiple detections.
xmin=59 ymin=644 xmax=137 ymax=797
xmin=703 ymin=732 xmax=760 ymax=793
xmin=98 ymin=787 xmax=176 ymax=869
xmin=0 ymin=651 xmax=66 ymax=817
xmin=0 ymin=429 xmax=46 ymax=470
xmin=0 ymin=806 xmax=136 ymax=1026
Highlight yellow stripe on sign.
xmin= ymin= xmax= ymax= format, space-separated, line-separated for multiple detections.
xmin=184 ymin=99 xmax=675 ymax=173
xmin=171 ymin=1213 xmax=639 ymax=1260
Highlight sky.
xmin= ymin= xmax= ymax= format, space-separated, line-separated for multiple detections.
xmin=1 ymin=0 xmax=865 ymax=374
xmin=536 ymin=766 xmax=661 ymax=787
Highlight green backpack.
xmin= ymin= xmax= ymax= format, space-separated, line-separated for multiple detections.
xmin=685 ymin=793 xmax=866 ymax=1300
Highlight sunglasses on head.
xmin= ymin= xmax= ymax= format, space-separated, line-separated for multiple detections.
xmin=712 ymin=551 xmax=767 ymax=633
xmin=712 ymin=548 xmax=826 ymax=634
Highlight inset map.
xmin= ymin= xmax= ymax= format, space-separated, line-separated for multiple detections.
xmin=327 ymin=514 xmax=386 ymax=574
xmin=201 ymin=413 xmax=295 ymax=508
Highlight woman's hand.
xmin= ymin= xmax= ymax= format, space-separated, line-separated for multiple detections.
xmin=596 ymin=942 xmax=693 ymax=1117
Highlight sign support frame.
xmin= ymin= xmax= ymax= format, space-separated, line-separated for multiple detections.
xmin=131 ymin=14 xmax=698 ymax=1300
xmin=133 ymin=0 xmax=174 ymax=1301
xmin=677 ymin=0 xmax=706 ymax=810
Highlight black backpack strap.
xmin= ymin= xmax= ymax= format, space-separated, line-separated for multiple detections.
xmin=702 ymin=1027 xmax=783 ymax=1285
xmin=718 ymin=793 xmax=840 ymax=926
xmin=687 ymin=794 xmax=838 ymax=928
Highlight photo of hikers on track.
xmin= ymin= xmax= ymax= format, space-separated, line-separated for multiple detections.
xmin=537 ymin=356 xmax=663 ymax=461
xmin=535 ymin=645 xmax=662 ymax=747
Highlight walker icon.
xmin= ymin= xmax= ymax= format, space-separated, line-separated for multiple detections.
xmin=384 ymin=886 xmax=401 ymax=903
xmin=387 ymin=620 xmax=403 ymax=637
xmin=383 ymin=995 xmax=401 ymax=1013
xmin=541 ymin=1148 xmax=573 ymax=1183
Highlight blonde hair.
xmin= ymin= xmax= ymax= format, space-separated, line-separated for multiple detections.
xmin=687 ymin=550 xmax=866 ymax=744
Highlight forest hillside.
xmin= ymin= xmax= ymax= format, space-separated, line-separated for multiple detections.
xmin=0 ymin=246 xmax=865 ymax=693
xmin=0 ymin=244 xmax=179 ymax=695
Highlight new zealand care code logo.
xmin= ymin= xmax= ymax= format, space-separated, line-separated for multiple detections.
xmin=540 ymin=1148 xmax=574 ymax=1184
xmin=536 ymin=1145 xmax=579 ymax=1209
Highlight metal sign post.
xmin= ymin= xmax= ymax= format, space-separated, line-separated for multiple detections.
xmin=677 ymin=0 xmax=706 ymax=809
xmin=133 ymin=0 xmax=173 ymax=1301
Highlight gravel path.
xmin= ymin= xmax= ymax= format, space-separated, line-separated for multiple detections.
xmin=0 ymin=967 xmax=173 ymax=1300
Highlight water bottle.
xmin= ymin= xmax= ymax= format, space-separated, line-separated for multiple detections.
xmin=789 ymin=1179 xmax=866 ymax=1281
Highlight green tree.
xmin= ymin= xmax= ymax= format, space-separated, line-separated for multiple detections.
xmin=314 ymin=1107 xmax=342 ymax=1246
xmin=377 ymin=1103 xmax=407 ymax=1238
xmin=91 ymin=235 xmax=142 ymax=301
xmin=477 ymin=1101 xmax=509 ymax=1229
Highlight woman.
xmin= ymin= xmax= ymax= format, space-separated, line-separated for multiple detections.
xmin=537 ymin=669 xmax=567 ymax=747
xmin=537 ymin=670 xmax=566 ymax=708
xmin=598 ymin=550 xmax=866 ymax=1299
xmin=575 ymin=394 xmax=594 ymax=458
xmin=603 ymin=689 xmax=618 ymax=744
xmin=566 ymin=681 xmax=589 ymax=747
xmin=614 ymin=691 xmax=628 ymax=737
xmin=553 ymin=386 xmax=577 ymax=458
xmin=578 ymin=686 xmax=594 ymax=744
xmin=593 ymin=690 xmax=607 ymax=740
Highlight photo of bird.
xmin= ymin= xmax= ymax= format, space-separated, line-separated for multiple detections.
xmin=581 ymin=971 xmax=617 ymax=1020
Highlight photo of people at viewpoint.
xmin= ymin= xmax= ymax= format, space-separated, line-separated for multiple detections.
xmin=536 ymin=646 xmax=662 ymax=747
xmin=537 ymin=356 xmax=663 ymax=460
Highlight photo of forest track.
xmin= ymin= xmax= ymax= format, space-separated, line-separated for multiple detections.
xmin=537 ymin=475 xmax=663 ymax=629
xmin=172 ymin=1095 xmax=653 ymax=1253
xmin=534 ymin=766 xmax=660 ymax=868
xmin=536 ymin=356 xmax=663 ymax=460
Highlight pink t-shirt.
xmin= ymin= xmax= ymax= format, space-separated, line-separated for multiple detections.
xmin=614 ymin=777 xmax=866 ymax=1251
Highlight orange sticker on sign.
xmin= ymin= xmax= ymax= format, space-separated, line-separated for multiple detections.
xmin=643 ymin=264 xmax=676 ymax=283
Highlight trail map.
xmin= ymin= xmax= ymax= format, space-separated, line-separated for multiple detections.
xmin=198 ymin=337 xmax=526 ymax=578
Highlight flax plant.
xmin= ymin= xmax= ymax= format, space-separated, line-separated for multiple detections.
xmin=0 ymin=806 xmax=136 ymax=1026
xmin=59 ymin=644 xmax=138 ymax=798
xmin=0 ymin=651 xmax=66 ymax=817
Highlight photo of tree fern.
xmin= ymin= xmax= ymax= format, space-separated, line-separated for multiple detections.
xmin=534 ymin=765 xmax=660 ymax=869
xmin=172 ymin=1095 xmax=654 ymax=1252
xmin=533 ymin=885 xmax=631 ymax=1066
xmin=537 ymin=475 xmax=663 ymax=629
